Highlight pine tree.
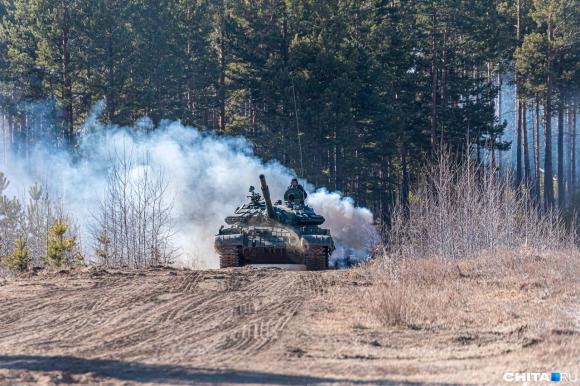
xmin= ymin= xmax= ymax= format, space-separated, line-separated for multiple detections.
xmin=78 ymin=0 xmax=134 ymax=123
xmin=95 ymin=231 xmax=111 ymax=265
xmin=517 ymin=0 xmax=579 ymax=209
xmin=3 ymin=237 xmax=29 ymax=271
xmin=0 ymin=173 xmax=23 ymax=258
xmin=46 ymin=219 xmax=76 ymax=267
xmin=26 ymin=183 xmax=52 ymax=266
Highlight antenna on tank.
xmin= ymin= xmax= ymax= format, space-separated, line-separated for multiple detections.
xmin=291 ymin=77 xmax=304 ymax=179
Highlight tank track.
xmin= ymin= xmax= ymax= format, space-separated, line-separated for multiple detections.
xmin=219 ymin=247 xmax=242 ymax=268
xmin=305 ymin=246 xmax=328 ymax=271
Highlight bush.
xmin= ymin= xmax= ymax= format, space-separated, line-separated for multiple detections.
xmin=47 ymin=220 xmax=78 ymax=267
xmin=0 ymin=172 xmax=81 ymax=269
xmin=0 ymin=173 xmax=24 ymax=259
xmin=92 ymin=147 xmax=175 ymax=267
xmin=366 ymin=249 xmax=579 ymax=328
xmin=3 ymin=237 xmax=30 ymax=271
xmin=387 ymin=155 xmax=573 ymax=260
xmin=367 ymin=155 xmax=577 ymax=327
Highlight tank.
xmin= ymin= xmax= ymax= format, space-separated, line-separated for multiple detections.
xmin=215 ymin=174 xmax=335 ymax=270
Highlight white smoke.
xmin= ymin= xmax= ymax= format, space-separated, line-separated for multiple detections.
xmin=307 ymin=190 xmax=379 ymax=265
xmin=1 ymin=105 xmax=378 ymax=267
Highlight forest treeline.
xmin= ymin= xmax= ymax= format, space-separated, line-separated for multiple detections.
xmin=0 ymin=0 xmax=579 ymax=220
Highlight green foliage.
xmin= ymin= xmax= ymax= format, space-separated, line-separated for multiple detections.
xmin=46 ymin=219 xmax=77 ymax=268
xmin=517 ymin=33 xmax=549 ymax=96
xmin=0 ymin=172 xmax=24 ymax=258
xmin=3 ymin=237 xmax=29 ymax=271
xmin=0 ymin=172 xmax=80 ymax=268
xmin=516 ymin=0 xmax=579 ymax=100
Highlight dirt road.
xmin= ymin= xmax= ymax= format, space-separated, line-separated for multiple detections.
xmin=0 ymin=266 xmax=577 ymax=385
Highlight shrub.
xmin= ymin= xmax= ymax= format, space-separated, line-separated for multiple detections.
xmin=367 ymin=155 xmax=577 ymax=327
xmin=95 ymin=231 xmax=111 ymax=264
xmin=3 ymin=237 xmax=30 ymax=271
xmin=47 ymin=219 xmax=78 ymax=267
xmin=0 ymin=172 xmax=80 ymax=269
xmin=0 ymin=173 xmax=24 ymax=259
xmin=26 ymin=183 xmax=55 ymax=267
xmin=387 ymin=155 xmax=573 ymax=260
xmin=92 ymin=147 xmax=175 ymax=267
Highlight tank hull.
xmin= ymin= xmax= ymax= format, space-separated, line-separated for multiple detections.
xmin=215 ymin=226 xmax=333 ymax=267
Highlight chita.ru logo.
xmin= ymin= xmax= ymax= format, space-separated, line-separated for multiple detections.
xmin=503 ymin=372 xmax=578 ymax=383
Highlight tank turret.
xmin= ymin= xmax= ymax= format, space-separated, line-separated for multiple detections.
xmin=259 ymin=174 xmax=276 ymax=220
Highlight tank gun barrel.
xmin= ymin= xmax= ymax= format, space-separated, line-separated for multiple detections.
xmin=259 ymin=174 xmax=276 ymax=220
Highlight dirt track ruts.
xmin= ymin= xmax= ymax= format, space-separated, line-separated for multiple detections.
xmin=0 ymin=267 xmax=577 ymax=385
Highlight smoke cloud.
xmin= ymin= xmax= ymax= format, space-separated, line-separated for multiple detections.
xmin=307 ymin=190 xmax=379 ymax=265
xmin=1 ymin=103 xmax=378 ymax=267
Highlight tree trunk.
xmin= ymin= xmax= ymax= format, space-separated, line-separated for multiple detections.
xmin=185 ymin=6 xmax=193 ymax=119
xmin=516 ymin=101 xmax=523 ymax=188
xmin=544 ymin=102 xmax=554 ymax=210
xmin=62 ymin=0 xmax=74 ymax=145
xmin=531 ymin=101 xmax=537 ymax=194
xmin=523 ymin=103 xmax=531 ymax=189
xmin=570 ymin=97 xmax=577 ymax=196
xmin=497 ymin=72 xmax=502 ymax=169
xmin=440 ymin=28 xmax=446 ymax=107
xmin=534 ymin=100 xmax=541 ymax=204
xmin=217 ymin=1 xmax=227 ymax=132
xmin=1 ymin=110 xmax=5 ymax=165
xmin=400 ymin=142 xmax=409 ymax=211
xmin=106 ymin=27 xmax=116 ymax=121
xmin=430 ymin=4 xmax=437 ymax=153
xmin=7 ymin=113 xmax=13 ymax=149
xmin=281 ymin=1 xmax=289 ymax=64
xmin=557 ymin=99 xmax=564 ymax=208
xmin=333 ymin=125 xmax=343 ymax=192
xmin=544 ymin=14 xmax=554 ymax=210
xmin=514 ymin=0 xmax=522 ymax=189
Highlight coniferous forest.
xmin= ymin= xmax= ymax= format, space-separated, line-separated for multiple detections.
xmin=0 ymin=0 xmax=579 ymax=221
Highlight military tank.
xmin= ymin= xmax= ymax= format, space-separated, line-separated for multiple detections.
xmin=215 ymin=175 xmax=334 ymax=270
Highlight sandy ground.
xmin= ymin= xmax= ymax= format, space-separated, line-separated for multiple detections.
xmin=0 ymin=266 xmax=578 ymax=385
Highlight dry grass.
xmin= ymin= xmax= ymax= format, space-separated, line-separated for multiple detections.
xmin=367 ymin=157 xmax=579 ymax=341
xmin=366 ymin=249 xmax=579 ymax=330
xmin=359 ymin=248 xmax=580 ymax=377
